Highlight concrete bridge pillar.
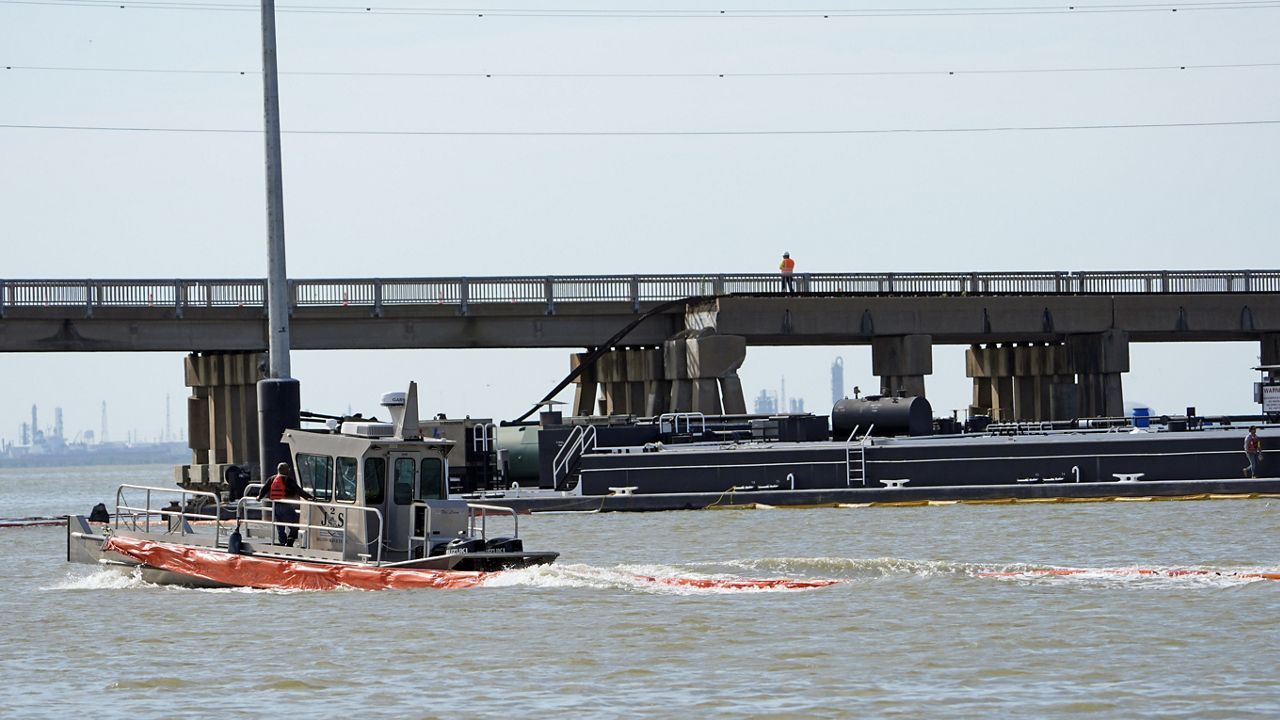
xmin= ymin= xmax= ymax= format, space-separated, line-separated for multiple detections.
xmin=570 ymin=347 xmax=669 ymax=417
xmin=657 ymin=330 xmax=747 ymax=415
xmin=570 ymin=352 xmax=598 ymax=417
xmin=686 ymin=332 xmax=748 ymax=415
xmin=1261 ymin=334 xmax=1280 ymax=382
xmin=967 ymin=343 xmax=1075 ymax=422
xmin=872 ymin=334 xmax=932 ymax=399
xmin=1068 ymin=330 xmax=1129 ymax=418
xmin=176 ymin=351 xmax=266 ymax=493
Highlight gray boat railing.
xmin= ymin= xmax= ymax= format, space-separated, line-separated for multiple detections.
xmin=4 ymin=270 xmax=1278 ymax=317
xmin=237 ymin=497 xmax=386 ymax=564
xmin=408 ymin=501 xmax=521 ymax=559
xmin=114 ymin=484 xmax=224 ymax=543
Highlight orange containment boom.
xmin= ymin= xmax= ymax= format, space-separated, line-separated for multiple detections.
xmin=103 ymin=535 xmax=488 ymax=591
xmin=634 ymin=574 xmax=840 ymax=590
xmin=102 ymin=535 xmax=841 ymax=592
xmin=979 ymin=567 xmax=1280 ymax=581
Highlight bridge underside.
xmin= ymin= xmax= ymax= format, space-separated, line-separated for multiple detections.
xmin=2 ymin=294 xmax=1277 ymax=352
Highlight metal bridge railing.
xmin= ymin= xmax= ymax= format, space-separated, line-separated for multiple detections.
xmin=3 ymin=271 xmax=1277 ymax=317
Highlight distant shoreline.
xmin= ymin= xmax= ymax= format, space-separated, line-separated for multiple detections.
xmin=0 ymin=448 xmax=189 ymax=470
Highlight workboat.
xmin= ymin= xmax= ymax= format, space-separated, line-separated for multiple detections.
xmin=66 ymin=383 xmax=558 ymax=590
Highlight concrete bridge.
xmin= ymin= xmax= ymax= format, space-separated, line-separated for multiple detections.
xmin=3 ymin=270 xmax=1279 ymax=351
xmin=5 ymin=270 xmax=1279 ymax=488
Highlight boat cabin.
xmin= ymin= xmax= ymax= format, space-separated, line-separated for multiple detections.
xmin=279 ymin=384 xmax=474 ymax=562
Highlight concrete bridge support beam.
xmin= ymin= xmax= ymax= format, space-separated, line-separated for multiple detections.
xmin=1068 ymin=330 xmax=1129 ymax=418
xmin=664 ymin=334 xmax=694 ymax=415
xmin=872 ymin=334 xmax=932 ymax=399
xmin=1261 ymin=334 xmax=1280 ymax=382
xmin=597 ymin=349 xmax=629 ymax=415
xmin=685 ymin=332 xmax=748 ymax=415
xmin=571 ymin=347 xmax=668 ymax=417
xmin=968 ymin=343 xmax=1075 ymax=422
xmin=176 ymin=351 xmax=265 ymax=493
xmin=569 ymin=352 xmax=598 ymax=417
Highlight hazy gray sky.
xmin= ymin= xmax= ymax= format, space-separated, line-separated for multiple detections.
xmin=2 ymin=1 xmax=1277 ymax=443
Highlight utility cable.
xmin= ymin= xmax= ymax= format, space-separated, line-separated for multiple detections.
xmin=1 ymin=119 xmax=1278 ymax=135
xmin=4 ymin=0 xmax=1280 ymax=17
xmin=6 ymin=61 xmax=1280 ymax=78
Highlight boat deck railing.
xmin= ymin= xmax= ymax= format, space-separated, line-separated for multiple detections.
xmin=408 ymin=501 xmax=521 ymax=559
xmin=114 ymin=484 xmax=224 ymax=543
xmin=237 ymin=498 xmax=386 ymax=564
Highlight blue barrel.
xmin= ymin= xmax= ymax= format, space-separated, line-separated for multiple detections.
xmin=1132 ymin=407 xmax=1150 ymax=428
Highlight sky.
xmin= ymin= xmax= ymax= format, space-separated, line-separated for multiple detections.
xmin=2 ymin=1 xmax=1278 ymax=444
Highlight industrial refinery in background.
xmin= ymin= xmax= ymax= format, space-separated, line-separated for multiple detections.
xmin=1 ymin=399 xmax=188 ymax=468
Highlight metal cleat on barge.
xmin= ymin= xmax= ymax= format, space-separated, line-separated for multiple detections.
xmin=66 ymin=383 xmax=557 ymax=590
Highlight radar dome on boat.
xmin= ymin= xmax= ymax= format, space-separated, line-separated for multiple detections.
xmin=381 ymin=391 xmax=407 ymax=407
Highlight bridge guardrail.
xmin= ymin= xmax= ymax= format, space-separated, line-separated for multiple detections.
xmin=3 ymin=271 xmax=1278 ymax=317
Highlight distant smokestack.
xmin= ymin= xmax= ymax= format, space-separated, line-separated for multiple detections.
xmin=831 ymin=356 xmax=845 ymax=406
xmin=54 ymin=407 xmax=64 ymax=441
xmin=31 ymin=405 xmax=37 ymax=443
xmin=101 ymin=401 xmax=109 ymax=444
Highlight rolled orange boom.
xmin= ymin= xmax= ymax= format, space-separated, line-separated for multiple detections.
xmin=979 ymin=567 xmax=1280 ymax=581
xmin=103 ymin=535 xmax=838 ymax=592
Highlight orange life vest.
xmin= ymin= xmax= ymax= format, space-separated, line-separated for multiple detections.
xmin=269 ymin=474 xmax=287 ymax=500
xmin=780 ymin=257 xmax=795 ymax=273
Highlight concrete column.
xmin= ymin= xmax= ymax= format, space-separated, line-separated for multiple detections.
xmin=966 ymin=343 xmax=1014 ymax=421
xmin=570 ymin=352 xmax=598 ymax=417
xmin=1262 ymin=334 xmax=1280 ymax=383
xmin=597 ymin=349 xmax=629 ymax=415
xmin=177 ymin=351 xmax=265 ymax=493
xmin=623 ymin=347 xmax=668 ymax=417
xmin=967 ymin=344 xmax=992 ymax=418
xmin=664 ymin=334 xmax=693 ymax=413
xmin=872 ymin=334 xmax=932 ymax=399
xmin=1067 ymin=330 xmax=1129 ymax=418
xmin=686 ymin=332 xmax=747 ymax=415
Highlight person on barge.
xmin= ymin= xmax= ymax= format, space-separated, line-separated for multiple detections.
xmin=1244 ymin=427 xmax=1263 ymax=478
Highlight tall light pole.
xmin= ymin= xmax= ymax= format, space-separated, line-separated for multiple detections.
xmin=257 ymin=0 xmax=301 ymax=483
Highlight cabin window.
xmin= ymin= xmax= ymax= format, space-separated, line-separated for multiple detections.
xmin=393 ymin=457 xmax=415 ymax=505
xmin=364 ymin=457 xmax=386 ymax=505
xmin=297 ymin=453 xmax=333 ymax=502
xmin=336 ymin=457 xmax=358 ymax=503
xmin=419 ymin=458 xmax=445 ymax=500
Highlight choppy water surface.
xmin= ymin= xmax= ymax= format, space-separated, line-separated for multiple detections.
xmin=2 ymin=465 xmax=1279 ymax=718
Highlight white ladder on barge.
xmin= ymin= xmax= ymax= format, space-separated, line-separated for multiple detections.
xmin=844 ymin=424 xmax=873 ymax=487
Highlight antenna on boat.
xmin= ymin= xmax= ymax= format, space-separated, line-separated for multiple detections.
xmin=382 ymin=382 xmax=423 ymax=440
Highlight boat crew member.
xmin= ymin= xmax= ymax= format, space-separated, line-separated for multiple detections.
xmin=257 ymin=462 xmax=314 ymax=546
xmin=1244 ymin=427 xmax=1263 ymax=478
xmin=779 ymin=252 xmax=796 ymax=294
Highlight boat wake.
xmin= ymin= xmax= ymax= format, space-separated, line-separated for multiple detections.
xmin=48 ymin=557 xmax=1277 ymax=594
xmin=480 ymin=563 xmax=838 ymax=593
xmin=721 ymin=556 xmax=1280 ymax=587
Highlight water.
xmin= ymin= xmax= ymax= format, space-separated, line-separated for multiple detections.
xmin=3 ymin=465 xmax=1279 ymax=718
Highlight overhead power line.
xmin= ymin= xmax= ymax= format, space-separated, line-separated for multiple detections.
xmin=5 ymin=61 xmax=1280 ymax=78
xmin=4 ymin=0 xmax=1280 ymax=16
xmin=1 ymin=119 xmax=1277 ymax=135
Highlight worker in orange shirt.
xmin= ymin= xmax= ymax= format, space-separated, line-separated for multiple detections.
xmin=779 ymin=252 xmax=796 ymax=294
